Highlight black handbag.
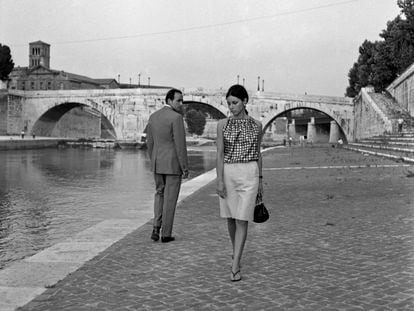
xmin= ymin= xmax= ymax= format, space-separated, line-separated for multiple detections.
xmin=253 ymin=190 xmax=269 ymax=223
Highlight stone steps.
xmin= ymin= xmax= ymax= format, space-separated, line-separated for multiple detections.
xmin=353 ymin=91 xmax=414 ymax=163
xmin=345 ymin=145 xmax=414 ymax=163
xmin=369 ymin=93 xmax=414 ymax=130
xmin=367 ymin=136 xmax=414 ymax=141
xmin=360 ymin=140 xmax=414 ymax=147
xmin=349 ymin=143 xmax=414 ymax=154
xmin=345 ymin=131 xmax=414 ymax=163
xmin=382 ymin=132 xmax=414 ymax=138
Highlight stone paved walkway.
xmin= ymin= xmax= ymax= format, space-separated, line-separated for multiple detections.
xmin=16 ymin=146 xmax=414 ymax=311
xmin=0 ymin=135 xmax=61 ymax=140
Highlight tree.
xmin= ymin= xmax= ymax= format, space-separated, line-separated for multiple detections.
xmin=371 ymin=41 xmax=398 ymax=91
xmin=0 ymin=44 xmax=14 ymax=81
xmin=185 ymin=109 xmax=207 ymax=136
xmin=379 ymin=15 xmax=414 ymax=75
xmin=345 ymin=63 xmax=360 ymax=97
xmin=398 ymin=0 xmax=414 ymax=20
xmin=183 ymin=102 xmax=225 ymax=119
xmin=345 ymin=0 xmax=414 ymax=96
xmin=345 ymin=40 xmax=378 ymax=96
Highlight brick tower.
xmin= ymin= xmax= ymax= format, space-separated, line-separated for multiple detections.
xmin=29 ymin=41 xmax=50 ymax=69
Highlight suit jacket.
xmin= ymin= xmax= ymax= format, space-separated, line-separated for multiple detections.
xmin=146 ymin=106 xmax=188 ymax=175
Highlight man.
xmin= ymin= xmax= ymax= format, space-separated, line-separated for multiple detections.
xmin=146 ymin=88 xmax=188 ymax=243
xmin=398 ymin=118 xmax=404 ymax=135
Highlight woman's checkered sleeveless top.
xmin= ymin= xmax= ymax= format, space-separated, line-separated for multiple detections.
xmin=223 ymin=117 xmax=260 ymax=163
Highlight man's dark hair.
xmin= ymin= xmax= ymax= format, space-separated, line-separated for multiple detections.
xmin=165 ymin=88 xmax=182 ymax=104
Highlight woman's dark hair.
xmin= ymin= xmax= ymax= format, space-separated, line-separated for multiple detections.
xmin=226 ymin=84 xmax=249 ymax=102
xmin=165 ymin=88 xmax=182 ymax=103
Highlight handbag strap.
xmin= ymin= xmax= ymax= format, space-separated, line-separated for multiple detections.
xmin=256 ymin=189 xmax=263 ymax=203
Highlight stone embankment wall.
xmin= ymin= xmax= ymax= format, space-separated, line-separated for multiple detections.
xmin=353 ymin=87 xmax=393 ymax=140
xmin=387 ymin=62 xmax=414 ymax=117
xmin=0 ymin=139 xmax=62 ymax=150
xmin=0 ymin=91 xmax=7 ymax=135
xmin=4 ymin=93 xmax=26 ymax=134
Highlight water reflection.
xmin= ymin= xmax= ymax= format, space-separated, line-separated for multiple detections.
xmin=0 ymin=148 xmax=216 ymax=270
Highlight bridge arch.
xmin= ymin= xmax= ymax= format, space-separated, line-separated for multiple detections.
xmin=182 ymin=100 xmax=227 ymax=138
xmin=261 ymin=107 xmax=348 ymax=143
xmin=32 ymin=102 xmax=117 ymax=139
xmin=257 ymin=97 xmax=352 ymax=142
xmin=183 ymin=100 xmax=227 ymax=119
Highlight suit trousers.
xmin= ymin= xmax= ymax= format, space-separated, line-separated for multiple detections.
xmin=153 ymin=173 xmax=182 ymax=237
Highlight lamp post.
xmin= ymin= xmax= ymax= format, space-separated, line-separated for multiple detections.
xmin=237 ymin=75 xmax=240 ymax=84
xmin=257 ymin=76 xmax=260 ymax=91
xmin=242 ymin=78 xmax=245 ymax=86
xmin=138 ymin=73 xmax=141 ymax=87
xmin=262 ymin=79 xmax=264 ymax=92
xmin=148 ymin=77 xmax=150 ymax=87
xmin=118 ymin=74 xmax=120 ymax=84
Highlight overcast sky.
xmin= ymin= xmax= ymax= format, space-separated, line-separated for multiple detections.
xmin=1 ymin=0 xmax=401 ymax=96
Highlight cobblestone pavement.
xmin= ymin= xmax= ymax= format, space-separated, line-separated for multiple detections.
xmin=18 ymin=146 xmax=414 ymax=311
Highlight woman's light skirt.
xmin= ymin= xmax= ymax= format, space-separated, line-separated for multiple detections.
xmin=219 ymin=161 xmax=259 ymax=221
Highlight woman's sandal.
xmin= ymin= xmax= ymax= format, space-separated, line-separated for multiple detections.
xmin=230 ymin=270 xmax=242 ymax=282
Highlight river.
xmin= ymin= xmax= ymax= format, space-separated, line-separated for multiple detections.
xmin=0 ymin=147 xmax=216 ymax=270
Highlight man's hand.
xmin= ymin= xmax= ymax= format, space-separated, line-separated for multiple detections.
xmin=182 ymin=169 xmax=189 ymax=179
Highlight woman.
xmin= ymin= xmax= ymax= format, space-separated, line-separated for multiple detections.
xmin=216 ymin=84 xmax=263 ymax=282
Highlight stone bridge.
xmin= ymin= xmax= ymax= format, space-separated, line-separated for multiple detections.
xmin=4 ymin=88 xmax=354 ymax=142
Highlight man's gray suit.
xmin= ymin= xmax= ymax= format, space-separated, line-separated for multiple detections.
xmin=146 ymin=106 xmax=188 ymax=238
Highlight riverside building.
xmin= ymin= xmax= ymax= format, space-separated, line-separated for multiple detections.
xmin=8 ymin=40 xmax=119 ymax=91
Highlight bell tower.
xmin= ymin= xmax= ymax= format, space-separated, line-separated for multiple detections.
xmin=29 ymin=41 xmax=50 ymax=69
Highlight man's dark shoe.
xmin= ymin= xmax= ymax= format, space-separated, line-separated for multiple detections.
xmin=161 ymin=236 xmax=175 ymax=243
xmin=151 ymin=227 xmax=160 ymax=241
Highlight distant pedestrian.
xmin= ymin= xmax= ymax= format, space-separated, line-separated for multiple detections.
xmin=299 ymin=135 xmax=305 ymax=147
xmin=21 ymin=130 xmax=25 ymax=139
xmin=146 ymin=88 xmax=189 ymax=243
xmin=397 ymin=118 xmax=404 ymax=135
xmin=216 ymin=84 xmax=263 ymax=282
